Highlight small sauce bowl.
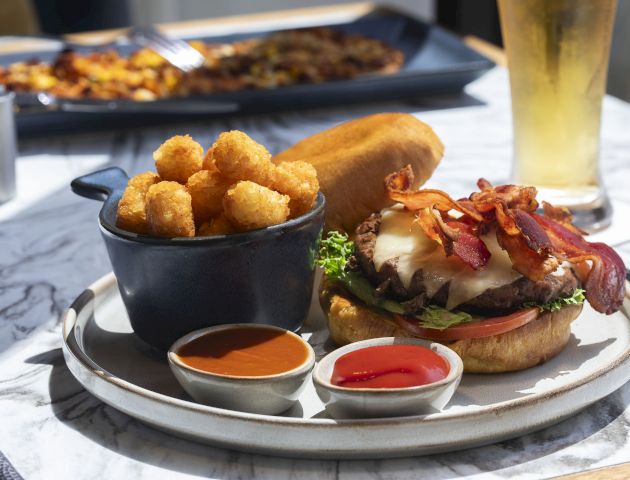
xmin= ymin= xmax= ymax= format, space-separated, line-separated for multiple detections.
xmin=312 ymin=337 xmax=463 ymax=418
xmin=168 ymin=324 xmax=315 ymax=415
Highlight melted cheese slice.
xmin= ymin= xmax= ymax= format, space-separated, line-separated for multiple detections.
xmin=373 ymin=207 xmax=522 ymax=309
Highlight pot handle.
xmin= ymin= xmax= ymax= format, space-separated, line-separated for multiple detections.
xmin=71 ymin=167 xmax=129 ymax=202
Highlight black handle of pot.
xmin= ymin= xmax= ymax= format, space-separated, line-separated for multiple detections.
xmin=71 ymin=167 xmax=129 ymax=203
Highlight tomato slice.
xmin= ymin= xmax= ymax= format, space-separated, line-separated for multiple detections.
xmin=395 ymin=308 xmax=540 ymax=341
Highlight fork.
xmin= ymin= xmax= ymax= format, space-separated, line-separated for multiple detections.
xmin=128 ymin=26 xmax=206 ymax=72
xmin=14 ymin=26 xmax=206 ymax=72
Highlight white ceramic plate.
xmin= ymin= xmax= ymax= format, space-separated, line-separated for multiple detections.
xmin=62 ymin=272 xmax=630 ymax=459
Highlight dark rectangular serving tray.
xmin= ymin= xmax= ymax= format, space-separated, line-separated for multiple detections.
xmin=1 ymin=6 xmax=494 ymax=135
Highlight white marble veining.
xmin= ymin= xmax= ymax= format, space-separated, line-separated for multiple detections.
xmin=1 ymin=67 xmax=629 ymax=480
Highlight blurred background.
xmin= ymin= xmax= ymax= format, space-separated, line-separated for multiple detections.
xmin=0 ymin=0 xmax=628 ymax=101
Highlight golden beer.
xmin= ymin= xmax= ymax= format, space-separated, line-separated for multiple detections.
xmin=498 ymin=0 xmax=617 ymax=230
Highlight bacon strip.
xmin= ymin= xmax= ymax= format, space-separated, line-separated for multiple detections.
xmin=381 ymin=166 xmax=626 ymax=315
xmin=470 ymin=182 xmax=555 ymax=280
xmin=471 ymin=182 xmax=539 ymax=214
xmin=512 ymin=209 xmax=553 ymax=253
xmin=414 ymin=208 xmax=490 ymax=269
xmin=385 ymin=167 xmax=488 ymax=269
xmin=542 ymin=201 xmax=586 ymax=236
xmin=477 ymin=178 xmax=493 ymax=191
xmin=385 ymin=167 xmax=483 ymax=222
xmin=532 ymin=213 xmax=626 ymax=314
xmin=542 ymin=201 xmax=572 ymax=224
xmin=451 ymin=231 xmax=491 ymax=270
xmin=433 ymin=212 xmax=490 ymax=269
xmin=496 ymin=227 xmax=558 ymax=281
xmin=416 ymin=208 xmax=449 ymax=248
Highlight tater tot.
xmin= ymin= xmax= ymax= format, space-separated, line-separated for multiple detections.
xmin=202 ymin=147 xmax=217 ymax=172
xmin=212 ymin=130 xmax=274 ymax=186
xmin=272 ymin=161 xmax=319 ymax=218
xmin=116 ymin=171 xmax=161 ymax=234
xmin=197 ymin=214 xmax=236 ymax=236
xmin=186 ymin=169 xmax=231 ymax=223
xmin=197 ymin=222 xmax=212 ymax=236
xmin=223 ymin=181 xmax=290 ymax=230
xmin=153 ymin=134 xmax=203 ymax=183
xmin=145 ymin=181 xmax=195 ymax=237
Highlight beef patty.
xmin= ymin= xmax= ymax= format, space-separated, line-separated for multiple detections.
xmin=353 ymin=213 xmax=580 ymax=315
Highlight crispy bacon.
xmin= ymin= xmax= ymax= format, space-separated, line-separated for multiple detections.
xmin=542 ymin=201 xmax=586 ymax=236
xmin=385 ymin=167 xmax=483 ymax=222
xmin=451 ymin=231 xmax=492 ymax=269
xmin=381 ymin=166 xmax=626 ymax=314
xmin=416 ymin=208 xmax=450 ymax=250
xmin=542 ymin=201 xmax=572 ymax=224
xmin=512 ymin=209 xmax=553 ymax=254
xmin=470 ymin=181 xmax=554 ymax=279
xmin=477 ymin=178 xmax=493 ymax=191
xmin=452 ymin=199 xmax=480 ymax=226
xmin=384 ymin=164 xmax=414 ymax=191
xmin=386 ymin=166 xmax=488 ymax=269
xmin=414 ymin=208 xmax=490 ymax=268
xmin=531 ymin=214 xmax=626 ymax=314
xmin=470 ymin=182 xmax=539 ymax=214
xmin=433 ymin=211 xmax=491 ymax=268
xmin=496 ymin=227 xmax=558 ymax=281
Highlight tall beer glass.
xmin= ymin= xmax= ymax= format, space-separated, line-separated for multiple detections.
xmin=498 ymin=0 xmax=617 ymax=231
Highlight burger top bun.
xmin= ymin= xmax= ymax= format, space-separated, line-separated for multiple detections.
xmin=273 ymin=113 xmax=444 ymax=233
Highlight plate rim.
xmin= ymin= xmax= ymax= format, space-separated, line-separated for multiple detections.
xmin=62 ymin=272 xmax=630 ymax=429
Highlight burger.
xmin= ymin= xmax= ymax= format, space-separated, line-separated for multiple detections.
xmin=281 ymin=114 xmax=627 ymax=373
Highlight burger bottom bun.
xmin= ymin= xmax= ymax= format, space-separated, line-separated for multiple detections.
xmin=320 ymin=281 xmax=583 ymax=373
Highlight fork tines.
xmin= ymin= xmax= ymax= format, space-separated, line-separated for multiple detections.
xmin=129 ymin=26 xmax=206 ymax=72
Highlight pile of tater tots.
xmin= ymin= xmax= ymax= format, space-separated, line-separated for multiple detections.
xmin=116 ymin=131 xmax=319 ymax=237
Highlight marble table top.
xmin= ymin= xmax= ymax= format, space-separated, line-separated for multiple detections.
xmin=1 ymin=67 xmax=629 ymax=480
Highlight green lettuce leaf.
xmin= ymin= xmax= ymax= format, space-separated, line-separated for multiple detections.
xmin=317 ymin=231 xmax=354 ymax=280
xmin=415 ymin=306 xmax=473 ymax=330
xmin=317 ymin=231 xmax=405 ymax=313
xmin=524 ymin=288 xmax=586 ymax=313
xmin=342 ymin=271 xmax=406 ymax=315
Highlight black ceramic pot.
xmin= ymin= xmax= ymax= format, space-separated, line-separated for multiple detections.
xmin=71 ymin=167 xmax=325 ymax=351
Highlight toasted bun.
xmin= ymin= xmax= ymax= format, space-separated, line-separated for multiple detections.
xmin=273 ymin=113 xmax=443 ymax=233
xmin=319 ymin=279 xmax=583 ymax=373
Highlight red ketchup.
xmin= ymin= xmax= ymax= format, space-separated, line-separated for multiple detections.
xmin=331 ymin=345 xmax=450 ymax=389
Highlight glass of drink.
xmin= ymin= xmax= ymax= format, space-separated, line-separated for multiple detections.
xmin=497 ymin=0 xmax=617 ymax=231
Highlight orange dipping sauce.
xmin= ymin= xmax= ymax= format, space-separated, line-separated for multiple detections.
xmin=331 ymin=345 xmax=450 ymax=389
xmin=175 ymin=326 xmax=309 ymax=377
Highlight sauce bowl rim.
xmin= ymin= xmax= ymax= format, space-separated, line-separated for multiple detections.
xmin=312 ymin=337 xmax=463 ymax=394
xmin=168 ymin=323 xmax=316 ymax=381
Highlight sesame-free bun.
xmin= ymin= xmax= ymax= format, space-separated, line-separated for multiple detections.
xmin=273 ymin=113 xmax=443 ymax=233
xmin=319 ymin=278 xmax=583 ymax=373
